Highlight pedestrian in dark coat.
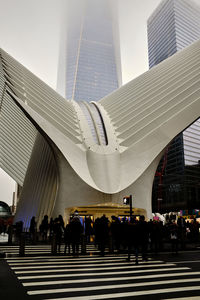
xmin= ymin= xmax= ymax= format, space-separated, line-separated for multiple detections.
xmin=40 ymin=215 xmax=49 ymax=242
xmin=53 ymin=218 xmax=63 ymax=253
xmin=85 ymin=216 xmax=93 ymax=243
xmin=58 ymin=215 xmax=65 ymax=230
xmin=169 ymin=220 xmax=179 ymax=254
xmin=127 ymin=217 xmax=140 ymax=264
xmin=110 ymin=216 xmax=121 ymax=252
xmin=95 ymin=215 xmax=109 ymax=256
xmin=138 ymin=215 xmax=149 ymax=261
xmin=29 ymin=216 xmax=36 ymax=244
xmin=70 ymin=215 xmax=83 ymax=255
xmin=64 ymin=223 xmax=72 ymax=255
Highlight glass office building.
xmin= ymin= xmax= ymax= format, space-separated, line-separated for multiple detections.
xmin=148 ymin=0 xmax=200 ymax=211
xmin=57 ymin=0 xmax=121 ymax=102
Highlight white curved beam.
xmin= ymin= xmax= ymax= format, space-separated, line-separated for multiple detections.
xmin=1 ymin=40 xmax=200 ymax=196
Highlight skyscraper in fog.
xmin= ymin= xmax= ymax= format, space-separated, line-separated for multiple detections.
xmin=148 ymin=0 xmax=200 ymax=211
xmin=57 ymin=0 xmax=121 ymax=102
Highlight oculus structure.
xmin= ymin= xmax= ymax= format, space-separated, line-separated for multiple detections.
xmin=0 ymin=40 xmax=200 ymax=227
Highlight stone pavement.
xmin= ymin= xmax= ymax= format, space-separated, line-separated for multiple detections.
xmin=2 ymin=242 xmax=200 ymax=300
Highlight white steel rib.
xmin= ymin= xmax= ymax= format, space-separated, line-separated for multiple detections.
xmin=0 ymin=40 xmax=200 ymax=219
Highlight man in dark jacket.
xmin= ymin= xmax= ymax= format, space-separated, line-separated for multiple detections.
xmin=95 ymin=215 xmax=109 ymax=256
xmin=138 ymin=215 xmax=149 ymax=261
xmin=126 ymin=217 xmax=140 ymax=264
xmin=70 ymin=214 xmax=83 ymax=255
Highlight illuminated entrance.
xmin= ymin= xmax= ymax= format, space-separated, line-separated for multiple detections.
xmin=64 ymin=202 xmax=147 ymax=223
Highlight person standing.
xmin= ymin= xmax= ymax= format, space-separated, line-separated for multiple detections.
xmin=29 ymin=216 xmax=36 ymax=244
xmin=127 ymin=216 xmax=140 ymax=264
xmin=70 ymin=213 xmax=83 ymax=256
xmin=85 ymin=216 xmax=93 ymax=243
xmin=53 ymin=218 xmax=63 ymax=253
xmin=96 ymin=215 xmax=109 ymax=256
xmin=138 ymin=215 xmax=149 ymax=261
xmin=40 ymin=215 xmax=49 ymax=242
xmin=169 ymin=220 xmax=179 ymax=254
xmin=64 ymin=223 xmax=72 ymax=255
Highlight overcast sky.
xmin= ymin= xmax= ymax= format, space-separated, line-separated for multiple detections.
xmin=0 ymin=0 xmax=199 ymax=205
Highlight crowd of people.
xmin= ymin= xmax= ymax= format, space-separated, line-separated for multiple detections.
xmin=8 ymin=213 xmax=200 ymax=260
xmin=28 ymin=213 xmax=200 ymax=258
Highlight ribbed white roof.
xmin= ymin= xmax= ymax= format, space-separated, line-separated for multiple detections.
xmin=1 ymin=40 xmax=200 ymax=193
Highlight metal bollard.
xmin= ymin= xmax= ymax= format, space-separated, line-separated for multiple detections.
xmin=19 ymin=233 xmax=25 ymax=257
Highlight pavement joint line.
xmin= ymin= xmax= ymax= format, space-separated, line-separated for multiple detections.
xmin=5 ymin=255 xmax=139 ymax=262
xmin=21 ymin=272 xmax=200 ymax=287
xmin=26 ymin=277 xmax=200 ymax=294
xmin=0 ymin=246 xmax=98 ymax=248
xmin=3 ymin=242 xmax=200 ymax=299
xmin=8 ymin=259 xmax=159 ymax=266
xmin=4 ymin=254 xmax=129 ymax=260
xmin=14 ymin=266 xmax=189 ymax=275
xmin=10 ymin=262 xmax=176 ymax=270
xmin=166 ymin=260 xmax=200 ymax=264
xmin=28 ymin=286 xmax=200 ymax=298
xmin=6 ymin=258 xmax=137 ymax=263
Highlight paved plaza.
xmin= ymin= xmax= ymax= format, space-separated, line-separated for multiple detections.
xmin=1 ymin=238 xmax=200 ymax=300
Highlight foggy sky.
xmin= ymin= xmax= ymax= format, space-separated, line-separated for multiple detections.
xmin=0 ymin=0 xmax=199 ymax=205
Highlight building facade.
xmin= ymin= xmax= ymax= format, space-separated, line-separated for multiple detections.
xmin=0 ymin=40 xmax=199 ymax=227
xmin=148 ymin=0 xmax=200 ymax=212
xmin=57 ymin=0 xmax=121 ymax=102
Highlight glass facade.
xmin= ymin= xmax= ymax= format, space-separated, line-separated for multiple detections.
xmin=57 ymin=0 xmax=121 ymax=102
xmin=148 ymin=0 xmax=200 ymax=212
xmin=0 ymin=201 xmax=11 ymax=217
